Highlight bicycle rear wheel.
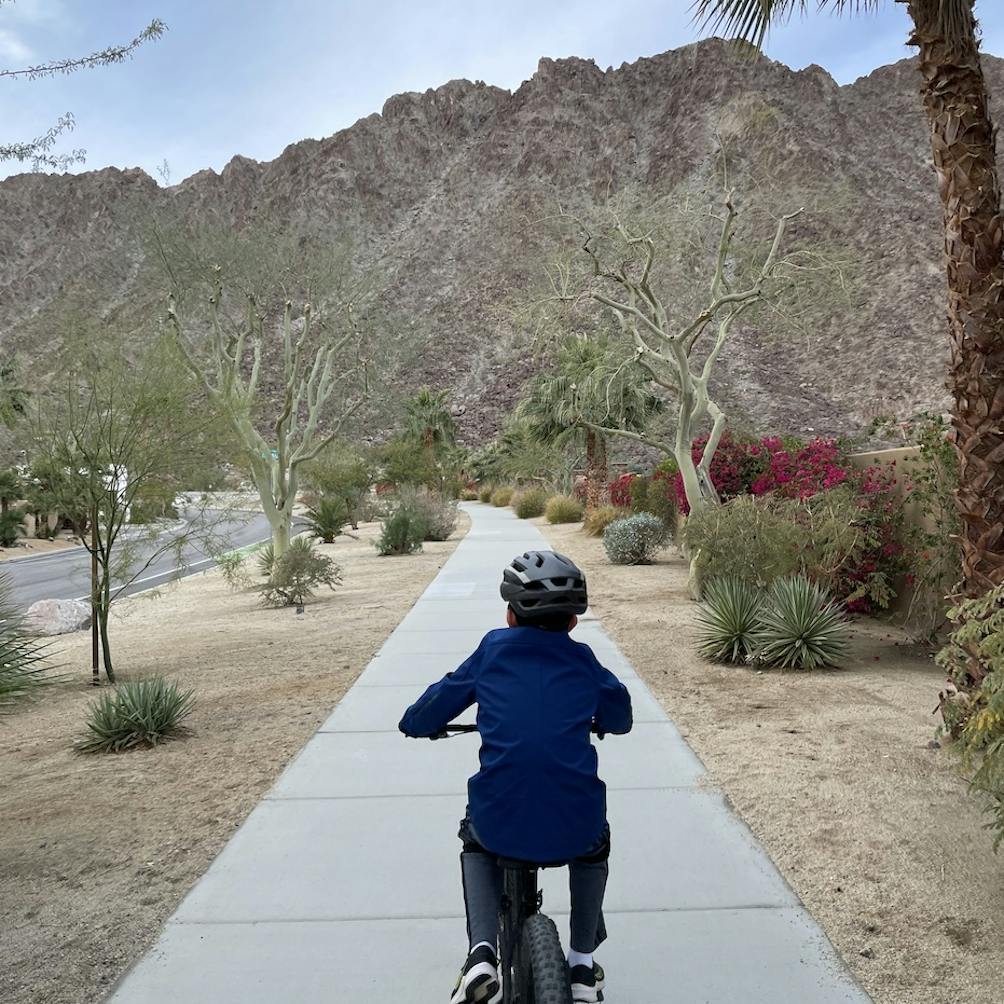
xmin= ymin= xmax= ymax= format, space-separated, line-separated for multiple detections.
xmin=521 ymin=913 xmax=573 ymax=1004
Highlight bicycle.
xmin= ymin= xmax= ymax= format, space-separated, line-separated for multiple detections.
xmin=432 ymin=722 xmax=606 ymax=1004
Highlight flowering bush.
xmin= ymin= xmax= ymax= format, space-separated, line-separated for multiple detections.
xmin=609 ymin=473 xmax=634 ymax=508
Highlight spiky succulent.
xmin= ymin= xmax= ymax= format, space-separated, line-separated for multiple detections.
xmin=76 ymin=678 xmax=195 ymax=753
xmin=754 ymin=575 xmax=851 ymax=671
xmin=696 ymin=576 xmax=764 ymax=664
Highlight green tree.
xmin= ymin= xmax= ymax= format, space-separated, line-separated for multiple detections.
xmin=32 ymin=335 xmax=231 ymax=683
xmin=694 ymin=0 xmax=1004 ymax=601
xmin=1 ymin=8 xmax=165 ymax=170
xmin=516 ymin=334 xmax=661 ymax=510
xmin=301 ymin=440 xmax=373 ymax=529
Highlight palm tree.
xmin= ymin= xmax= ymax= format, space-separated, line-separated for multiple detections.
xmin=404 ymin=388 xmax=457 ymax=454
xmin=694 ymin=1 xmax=1004 ymax=600
xmin=517 ymin=334 xmax=662 ymax=509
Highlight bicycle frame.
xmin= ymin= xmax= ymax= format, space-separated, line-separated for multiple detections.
xmin=498 ymin=860 xmax=542 ymax=1004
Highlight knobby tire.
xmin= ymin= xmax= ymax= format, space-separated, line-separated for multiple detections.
xmin=521 ymin=913 xmax=573 ymax=1004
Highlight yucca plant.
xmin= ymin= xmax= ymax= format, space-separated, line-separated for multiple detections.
xmin=753 ymin=575 xmax=851 ymax=671
xmin=305 ymin=496 xmax=348 ymax=544
xmin=256 ymin=541 xmax=276 ymax=577
xmin=0 ymin=572 xmax=51 ymax=711
xmin=76 ymin=677 xmax=195 ymax=753
xmin=696 ymin=577 xmax=763 ymax=665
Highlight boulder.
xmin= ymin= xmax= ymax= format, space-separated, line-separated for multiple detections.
xmin=25 ymin=598 xmax=92 ymax=636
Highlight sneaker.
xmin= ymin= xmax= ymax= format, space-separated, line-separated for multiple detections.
xmin=450 ymin=945 xmax=501 ymax=1004
xmin=569 ymin=963 xmax=604 ymax=1003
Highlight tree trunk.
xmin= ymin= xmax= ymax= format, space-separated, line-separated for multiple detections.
xmin=98 ymin=576 xmax=115 ymax=683
xmin=272 ymin=515 xmax=291 ymax=558
xmin=909 ymin=4 xmax=1004 ymax=610
xmin=584 ymin=428 xmax=608 ymax=511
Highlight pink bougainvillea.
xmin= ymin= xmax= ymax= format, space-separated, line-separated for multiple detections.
xmin=608 ymin=473 xmax=635 ymax=508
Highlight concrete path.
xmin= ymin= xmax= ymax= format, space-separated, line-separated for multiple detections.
xmin=109 ymin=504 xmax=871 ymax=1003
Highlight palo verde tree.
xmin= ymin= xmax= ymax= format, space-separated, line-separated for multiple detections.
xmin=32 ymin=333 xmax=231 ymax=683
xmin=1 ymin=4 xmax=165 ymax=170
xmin=694 ymin=0 xmax=1004 ymax=601
xmin=162 ymin=232 xmax=372 ymax=559
xmin=516 ymin=333 xmax=661 ymax=509
xmin=551 ymin=188 xmax=804 ymax=518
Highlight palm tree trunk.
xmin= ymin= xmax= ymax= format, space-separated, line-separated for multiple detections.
xmin=909 ymin=3 xmax=1004 ymax=608
xmin=584 ymin=428 xmax=608 ymax=511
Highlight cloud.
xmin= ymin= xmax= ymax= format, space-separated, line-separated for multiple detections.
xmin=3 ymin=0 xmax=65 ymax=26
xmin=0 ymin=27 xmax=33 ymax=64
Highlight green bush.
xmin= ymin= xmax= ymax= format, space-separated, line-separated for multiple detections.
xmin=936 ymin=583 xmax=1004 ymax=847
xmin=76 ymin=678 xmax=195 ymax=753
xmin=478 ymin=486 xmax=494 ymax=503
xmin=491 ymin=487 xmax=514 ymax=507
xmin=305 ymin=496 xmax=349 ymax=544
xmin=514 ymin=487 xmax=547 ymax=519
xmin=0 ymin=572 xmax=51 ymax=712
xmin=545 ymin=495 xmax=584 ymax=524
xmin=216 ymin=550 xmax=251 ymax=591
xmin=697 ymin=578 xmax=763 ymax=665
xmin=0 ymin=509 xmax=24 ymax=547
xmin=461 ymin=490 xmax=480 ymax=501
xmin=376 ymin=508 xmax=426 ymax=556
xmin=583 ymin=505 xmax=626 ymax=537
xmin=632 ymin=475 xmax=679 ymax=530
xmin=260 ymin=537 xmax=342 ymax=606
xmin=753 ymin=575 xmax=850 ymax=671
xmin=603 ymin=513 xmax=672 ymax=565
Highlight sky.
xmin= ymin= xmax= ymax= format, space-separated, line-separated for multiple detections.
xmin=3 ymin=0 xmax=1004 ymax=184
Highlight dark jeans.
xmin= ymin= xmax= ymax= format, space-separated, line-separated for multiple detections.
xmin=458 ymin=814 xmax=610 ymax=955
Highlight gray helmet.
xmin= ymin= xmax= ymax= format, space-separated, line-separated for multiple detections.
xmin=500 ymin=550 xmax=588 ymax=619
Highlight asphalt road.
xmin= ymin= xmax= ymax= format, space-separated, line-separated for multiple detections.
xmin=3 ymin=510 xmax=281 ymax=612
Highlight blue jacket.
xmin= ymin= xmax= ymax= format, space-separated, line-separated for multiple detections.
xmin=399 ymin=626 xmax=632 ymax=863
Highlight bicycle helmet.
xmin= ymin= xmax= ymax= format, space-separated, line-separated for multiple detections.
xmin=500 ymin=550 xmax=588 ymax=619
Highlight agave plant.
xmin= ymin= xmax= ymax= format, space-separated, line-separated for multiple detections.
xmin=76 ymin=677 xmax=195 ymax=753
xmin=696 ymin=577 xmax=763 ymax=665
xmin=0 ymin=571 xmax=51 ymax=712
xmin=256 ymin=542 xmax=276 ymax=578
xmin=754 ymin=575 xmax=851 ymax=671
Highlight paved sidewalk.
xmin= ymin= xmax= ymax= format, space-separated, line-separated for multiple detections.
xmin=109 ymin=504 xmax=871 ymax=1003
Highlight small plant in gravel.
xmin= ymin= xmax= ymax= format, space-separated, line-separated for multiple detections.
xmin=304 ymin=496 xmax=349 ymax=544
xmin=545 ymin=495 xmax=584 ymax=524
xmin=0 ymin=572 xmax=51 ymax=712
xmin=603 ymin=513 xmax=672 ymax=565
xmin=376 ymin=507 xmax=427 ymax=556
xmin=76 ymin=678 xmax=195 ymax=753
xmin=260 ymin=537 xmax=342 ymax=607
xmin=514 ymin=487 xmax=547 ymax=519
xmin=583 ymin=505 xmax=626 ymax=537
xmin=478 ymin=486 xmax=494 ymax=503
xmin=753 ymin=575 xmax=850 ymax=671
xmin=491 ymin=487 xmax=514 ymax=507
xmin=696 ymin=577 xmax=763 ymax=665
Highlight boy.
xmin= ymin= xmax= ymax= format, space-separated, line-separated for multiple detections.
xmin=400 ymin=550 xmax=633 ymax=1004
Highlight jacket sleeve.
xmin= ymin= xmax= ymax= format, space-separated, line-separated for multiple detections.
xmin=594 ymin=662 xmax=633 ymax=735
xmin=398 ymin=642 xmax=482 ymax=738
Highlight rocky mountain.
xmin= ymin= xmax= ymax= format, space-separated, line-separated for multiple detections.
xmin=3 ymin=39 xmax=1001 ymax=446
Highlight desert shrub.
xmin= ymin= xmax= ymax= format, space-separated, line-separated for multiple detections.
xmin=514 ymin=487 xmax=547 ymax=519
xmin=630 ymin=473 xmax=679 ymax=530
xmin=301 ymin=442 xmax=373 ymax=528
xmin=260 ymin=537 xmax=342 ymax=606
xmin=753 ymin=575 xmax=850 ymax=671
xmin=305 ymin=496 xmax=349 ymax=544
xmin=461 ymin=489 xmax=480 ymax=501
xmin=603 ymin=513 xmax=672 ymax=565
xmin=478 ymin=486 xmax=494 ymax=503
xmin=545 ymin=495 xmax=584 ymax=524
xmin=376 ymin=508 xmax=426 ymax=556
xmin=76 ymin=678 xmax=195 ymax=753
xmin=216 ymin=550 xmax=252 ymax=591
xmin=696 ymin=577 xmax=763 ymax=665
xmin=397 ymin=486 xmax=457 ymax=541
xmin=583 ymin=504 xmax=626 ymax=537
xmin=491 ymin=487 xmax=514 ymax=507
xmin=609 ymin=473 xmax=635 ymax=508
xmin=378 ymin=436 xmax=441 ymax=490
xmin=0 ymin=508 xmax=24 ymax=547
xmin=936 ymin=583 xmax=1004 ymax=847
xmin=0 ymin=573 xmax=51 ymax=711
xmin=256 ymin=542 xmax=276 ymax=578
xmin=684 ymin=496 xmax=802 ymax=589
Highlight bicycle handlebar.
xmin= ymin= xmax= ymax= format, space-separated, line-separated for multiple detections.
xmin=429 ymin=722 xmax=605 ymax=740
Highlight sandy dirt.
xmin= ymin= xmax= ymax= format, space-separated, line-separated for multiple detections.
xmin=0 ymin=516 xmax=468 ymax=1004
xmin=539 ymin=517 xmax=1003 ymax=1004
xmin=0 ymin=536 xmax=78 ymax=562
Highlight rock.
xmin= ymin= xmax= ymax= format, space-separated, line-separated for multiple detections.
xmin=25 ymin=598 xmax=92 ymax=636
